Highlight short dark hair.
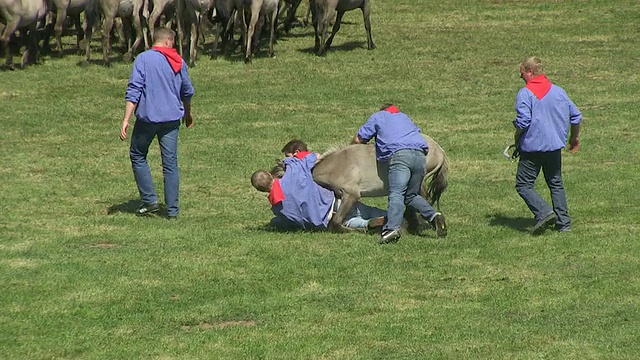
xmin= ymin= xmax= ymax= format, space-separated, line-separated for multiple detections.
xmin=281 ymin=139 xmax=308 ymax=154
xmin=380 ymin=103 xmax=395 ymax=111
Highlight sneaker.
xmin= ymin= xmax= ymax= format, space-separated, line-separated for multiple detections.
xmin=531 ymin=212 xmax=556 ymax=235
xmin=430 ymin=213 xmax=447 ymax=238
xmin=379 ymin=229 xmax=401 ymax=244
xmin=137 ymin=202 xmax=159 ymax=216
xmin=366 ymin=216 xmax=385 ymax=233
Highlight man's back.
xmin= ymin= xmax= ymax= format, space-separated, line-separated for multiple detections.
xmin=125 ymin=49 xmax=194 ymax=123
xmin=272 ymin=153 xmax=334 ymax=229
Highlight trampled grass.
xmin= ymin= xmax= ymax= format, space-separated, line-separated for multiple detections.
xmin=1 ymin=1 xmax=639 ymax=358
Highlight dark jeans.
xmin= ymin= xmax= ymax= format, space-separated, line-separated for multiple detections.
xmin=130 ymin=120 xmax=181 ymax=217
xmin=515 ymin=150 xmax=570 ymax=230
xmin=384 ymin=149 xmax=438 ymax=231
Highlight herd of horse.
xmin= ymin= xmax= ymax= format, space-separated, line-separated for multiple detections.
xmin=0 ymin=0 xmax=376 ymax=69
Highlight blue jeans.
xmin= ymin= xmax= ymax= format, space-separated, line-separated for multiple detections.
xmin=516 ymin=150 xmax=570 ymax=230
xmin=334 ymin=199 xmax=387 ymax=229
xmin=130 ymin=120 xmax=181 ymax=217
xmin=384 ymin=149 xmax=437 ymax=231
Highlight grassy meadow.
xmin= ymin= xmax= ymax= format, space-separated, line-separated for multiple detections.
xmin=1 ymin=0 xmax=639 ymax=358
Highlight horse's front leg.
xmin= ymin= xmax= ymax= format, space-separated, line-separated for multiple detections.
xmin=328 ymin=192 xmax=359 ymax=233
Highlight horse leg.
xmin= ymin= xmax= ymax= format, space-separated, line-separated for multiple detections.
xmin=175 ymin=0 xmax=186 ymax=58
xmin=311 ymin=2 xmax=320 ymax=54
xmin=303 ymin=0 xmax=311 ymax=27
xmin=329 ymin=192 xmax=360 ymax=233
xmin=21 ymin=24 xmax=38 ymax=68
xmin=361 ymin=0 xmax=375 ymax=50
xmin=82 ymin=6 xmax=97 ymax=66
xmin=244 ymin=7 xmax=259 ymax=63
xmin=211 ymin=17 xmax=221 ymax=59
xmin=283 ymin=0 xmax=300 ymax=33
xmin=72 ymin=14 xmax=83 ymax=51
xmin=102 ymin=15 xmax=115 ymax=67
xmin=1 ymin=20 xmax=19 ymax=69
xmin=188 ymin=16 xmax=198 ymax=67
xmin=128 ymin=9 xmax=145 ymax=59
xmin=324 ymin=9 xmax=343 ymax=50
xmin=53 ymin=9 xmax=67 ymax=54
xmin=268 ymin=7 xmax=277 ymax=57
xmin=147 ymin=9 xmax=162 ymax=47
xmin=318 ymin=6 xmax=335 ymax=56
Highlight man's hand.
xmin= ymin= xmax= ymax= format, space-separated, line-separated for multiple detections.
xmin=120 ymin=119 xmax=129 ymax=141
xmin=183 ymin=114 xmax=194 ymax=128
xmin=569 ymin=137 xmax=580 ymax=153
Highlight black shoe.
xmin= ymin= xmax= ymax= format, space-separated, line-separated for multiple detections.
xmin=367 ymin=216 xmax=385 ymax=233
xmin=430 ymin=212 xmax=447 ymax=238
xmin=531 ymin=213 xmax=556 ymax=235
xmin=379 ymin=229 xmax=401 ymax=244
xmin=136 ymin=202 xmax=159 ymax=216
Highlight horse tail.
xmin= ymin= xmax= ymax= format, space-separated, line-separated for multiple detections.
xmin=85 ymin=0 xmax=103 ymax=30
xmin=426 ymin=151 xmax=449 ymax=210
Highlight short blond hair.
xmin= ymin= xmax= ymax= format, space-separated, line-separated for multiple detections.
xmin=153 ymin=27 xmax=175 ymax=45
xmin=251 ymin=170 xmax=273 ymax=192
xmin=520 ymin=57 xmax=544 ymax=75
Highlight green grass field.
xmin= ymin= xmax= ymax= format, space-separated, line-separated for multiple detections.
xmin=1 ymin=0 xmax=639 ymax=358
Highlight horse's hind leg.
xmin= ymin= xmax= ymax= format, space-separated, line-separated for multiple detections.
xmin=329 ymin=192 xmax=359 ymax=233
xmin=324 ymin=10 xmax=343 ymax=50
xmin=361 ymin=0 xmax=375 ymax=50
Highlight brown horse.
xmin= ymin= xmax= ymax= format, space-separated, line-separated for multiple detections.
xmin=271 ymin=134 xmax=448 ymax=233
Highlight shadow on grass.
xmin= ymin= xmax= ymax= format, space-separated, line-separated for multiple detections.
xmin=107 ymin=199 xmax=168 ymax=217
xmin=487 ymin=213 xmax=534 ymax=232
xmin=244 ymin=223 xmax=321 ymax=233
xmin=297 ymin=40 xmax=368 ymax=55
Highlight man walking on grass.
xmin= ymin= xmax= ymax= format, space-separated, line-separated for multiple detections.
xmin=119 ymin=27 xmax=195 ymax=219
xmin=512 ymin=57 xmax=582 ymax=234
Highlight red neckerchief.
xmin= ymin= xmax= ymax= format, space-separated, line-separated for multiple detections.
xmin=293 ymin=151 xmax=312 ymax=159
xmin=151 ymin=46 xmax=183 ymax=73
xmin=525 ymin=74 xmax=552 ymax=100
xmin=268 ymin=178 xmax=285 ymax=205
xmin=384 ymin=104 xmax=400 ymax=113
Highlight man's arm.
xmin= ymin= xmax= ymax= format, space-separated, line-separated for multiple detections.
xmin=352 ymin=135 xmax=367 ymax=144
xmin=182 ymin=101 xmax=193 ymax=128
xmin=569 ymin=123 xmax=580 ymax=153
xmin=120 ymin=101 xmax=137 ymax=141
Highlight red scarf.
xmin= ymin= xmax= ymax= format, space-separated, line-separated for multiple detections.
xmin=526 ymin=74 xmax=552 ymax=100
xmin=268 ymin=179 xmax=285 ymax=205
xmin=151 ymin=46 xmax=183 ymax=73
xmin=383 ymin=104 xmax=400 ymax=113
xmin=293 ymin=151 xmax=312 ymax=159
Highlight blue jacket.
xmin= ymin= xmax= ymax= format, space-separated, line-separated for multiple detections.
xmin=515 ymin=77 xmax=582 ymax=152
xmin=125 ymin=49 xmax=194 ymax=123
xmin=270 ymin=153 xmax=334 ymax=230
xmin=357 ymin=106 xmax=428 ymax=161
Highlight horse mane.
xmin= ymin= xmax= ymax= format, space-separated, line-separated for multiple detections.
xmin=316 ymin=143 xmax=351 ymax=165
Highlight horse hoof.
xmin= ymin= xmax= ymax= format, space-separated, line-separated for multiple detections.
xmin=103 ymin=61 xmax=111 ymax=68
xmin=81 ymin=60 xmax=90 ymax=67
xmin=368 ymin=44 xmax=376 ymax=50
xmin=123 ymin=53 xmax=133 ymax=62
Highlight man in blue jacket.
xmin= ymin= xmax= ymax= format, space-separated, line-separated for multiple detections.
xmin=251 ymin=150 xmax=386 ymax=232
xmin=513 ymin=57 xmax=582 ymax=234
xmin=353 ymin=104 xmax=447 ymax=244
xmin=119 ymin=27 xmax=195 ymax=219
